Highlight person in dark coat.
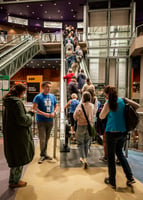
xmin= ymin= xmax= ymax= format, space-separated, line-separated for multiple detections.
xmin=3 ymin=84 xmax=35 ymax=188
xmin=77 ymin=69 xmax=86 ymax=91
xmin=68 ymin=76 xmax=79 ymax=100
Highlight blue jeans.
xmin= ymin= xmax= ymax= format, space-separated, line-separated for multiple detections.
xmin=77 ymin=125 xmax=90 ymax=159
xmin=106 ymin=132 xmax=133 ymax=185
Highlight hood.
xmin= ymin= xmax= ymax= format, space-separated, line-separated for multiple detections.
xmin=3 ymin=96 xmax=20 ymax=107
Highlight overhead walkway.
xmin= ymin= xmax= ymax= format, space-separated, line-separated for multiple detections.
xmin=0 ymin=35 xmax=40 ymax=77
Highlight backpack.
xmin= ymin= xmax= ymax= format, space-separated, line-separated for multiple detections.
xmin=123 ymin=99 xmax=139 ymax=132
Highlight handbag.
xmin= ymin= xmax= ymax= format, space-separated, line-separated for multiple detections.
xmin=81 ymin=104 xmax=96 ymax=137
xmin=123 ymin=99 xmax=139 ymax=132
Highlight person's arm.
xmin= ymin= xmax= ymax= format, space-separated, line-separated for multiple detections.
xmin=125 ymin=98 xmax=140 ymax=110
xmin=63 ymin=74 xmax=67 ymax=80
xmin=73 ymin=104 xmax=80 ymax=121
xmin=14 ymin=101 xmax=32 ymax=127
xmin=64 ymin=100 xmax=71 ymax=109
xmin=99 ymin=102 xmax=110 ymax=120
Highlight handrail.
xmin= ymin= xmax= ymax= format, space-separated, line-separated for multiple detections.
xmin=0 ymin=35 xmax=22 ymax=51
xmin=0 ymin=37 xmax=30 ymax=59
xmin=60 ymin=30 xmax=66 ymax=145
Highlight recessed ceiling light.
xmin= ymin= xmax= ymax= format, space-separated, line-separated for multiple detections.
xmin=73 ymin=15 xmax=76 ymax=18
xmin=20 ymin=12 xmax=22 ymax=15
xmin=58 ymin=10 xmax=60 ymax=13
xmin=61 ymin=16 xmax=63 ymax=19
xmin=56 ymin=61 xmax=58 ymax=63
xmin=68 ymin=2 xmax=71 ymax=5
xmin=37 ymin=17 xmax=40 ymax=20
xmin=31 ymin=61 xmax=33 ymax=63
xmin=48 ymin=64 xmax=51 ymax=66
xmin=26 ymin=5 xmax=30 ymax=8
xmin=0 ymin=7 xmax=3 ymax=9
xmin=45 ymin=11 xmax=48 ymax=14
xmin=40 ymin=4 xmax=43 ymax=7
xmin=37 ymin=64 xmax=39 ymax=66
xmin=71 ymin=9 xmax=74 ymax=12
xmin=54 ymin=3 xmax=56 ymax=6
xmin=42 ymin=66 xmax=45 ymax=68
xmin=43 ymin=61 xmax=46 ymax=63
xmin=32 ymin=11 xmax=35 ymax=14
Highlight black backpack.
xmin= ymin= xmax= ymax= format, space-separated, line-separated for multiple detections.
xmin=123 ymin=99 xmax=139 ymax=132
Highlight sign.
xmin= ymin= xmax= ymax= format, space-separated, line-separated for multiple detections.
xmin=0 ymin=75 xmax=9 ymax=101
xmin=27 ymin=75 xmax=43 ymax=102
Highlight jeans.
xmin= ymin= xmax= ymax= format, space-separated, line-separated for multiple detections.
xmin=76 ymin=125 xmax=90 ymax=159
xmin=37 ymin=121 xmax=53 ymax=157
xmin=106 ymin=132 xmax=133 ymax=185
xmin=9 ymin=166 xmax=23 ymax=184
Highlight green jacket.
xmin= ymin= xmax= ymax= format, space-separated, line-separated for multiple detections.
xmin=3 ymin=96 xmax=34 ymax=168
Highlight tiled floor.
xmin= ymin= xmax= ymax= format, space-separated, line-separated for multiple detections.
xmin=0 ymin=137 xmax=143 ymax=200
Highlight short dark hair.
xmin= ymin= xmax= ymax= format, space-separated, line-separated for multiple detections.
xmin=86 ymin=78 xmax=90 ymax=83
xmin=81 ymin=69 xmax=84 ymax=73
xmin=82 ymin=91 xmax=91 ymax=102
xmin=42 ymin=81 xmax=51 ymax=88
xmin=3 ymin=83 xmax=26 ymax=99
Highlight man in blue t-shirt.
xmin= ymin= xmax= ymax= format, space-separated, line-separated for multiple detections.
xmin=33 ymin=81 xmax=57 ymax=164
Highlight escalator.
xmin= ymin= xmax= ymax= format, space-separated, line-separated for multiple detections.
xmin=0 ymin=35 xmax=40 ymax=77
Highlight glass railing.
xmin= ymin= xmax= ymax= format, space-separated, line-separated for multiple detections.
xmin=39 ymin=32 xmax=61 ymax=43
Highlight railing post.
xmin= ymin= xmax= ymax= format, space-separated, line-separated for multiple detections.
xmin=53 ymin=113 xmax=58 ymax=159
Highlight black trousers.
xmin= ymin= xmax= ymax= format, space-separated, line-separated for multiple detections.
xmin=106 ymin=132 xmax=133 ymax=185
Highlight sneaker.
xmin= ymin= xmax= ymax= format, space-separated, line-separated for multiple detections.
xmin=83 ymin=162 xmax=88 ymax=170
xmin=9 ymin=180 xmax=27 ymax=188
xmin=99 ymin=157 xmax=108 ymax=162
xmin=104 ymin=177 xmax=116 ymax=189
xmin=126 ymin=178 xmax=136 ymax=186
xmin=38 ymin=156 xmax=46 ymax=164
xmin=45 ymin=155 xmax=53 ymax=160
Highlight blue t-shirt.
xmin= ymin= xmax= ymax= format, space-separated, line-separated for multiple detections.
xmin=70 ymin=99 xmax=79 ymax=113
xmin=33 ymin=93 xmax=57 ymax=122
xmin=106 ymin=97 xmax=126 ymax=133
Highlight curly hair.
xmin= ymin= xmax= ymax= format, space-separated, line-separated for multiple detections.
xmin=104 ymin=85 xmax=118 ymax=111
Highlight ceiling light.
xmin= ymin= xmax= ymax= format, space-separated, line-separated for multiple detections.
xmin=58 ymin=10 xmax=60 ymax=13
xmin=48 ymin=16 xmax=51 ymax=19
xmin=26 ymin=5 xmax=30 ymax=8
xmin=32 ymin=11 xmax=35 ymax=14
xmin=45 ymin=11 xmax=48 ymax=14
xmin=20 ymin=12 xmax=22 ymax=15
xmin=37 ymin=17 xmax=40 ymax=20
xmin=68 ymin=2 xmax=71 ymax=5
xmin=37 ymin=64 xmax=39 ymax=66
xmin=40 ymin=4 xmax=43 ymax=7
xmin=71 ymin=9 xmax=74 ymax=12
xmin=54 ymin=3 xmax=56 ymax=6
xmin=73 ymin=15 xmax=76 ymax=18
xmin=42 ymin=66 xmax=45 ymax=68
xmin=48 ymin=64 xmax=51 ymax=66
xmin=0 ymin=7 xmax=3 ymax=9
xmin=43 ymin=61 xmax=46 ymax=63
xmin=61 ymin=16 xmax=63 ymax=19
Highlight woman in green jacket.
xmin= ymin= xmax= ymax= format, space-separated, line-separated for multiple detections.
xmin=3 ymin=84 xmax=35 ymax=188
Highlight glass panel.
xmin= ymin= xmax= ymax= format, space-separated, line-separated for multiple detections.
xmin=89 ymin=49 xmax=107 ymax=57
xmin=88 ymin=40 xmax=108 ymax=48
xmin=109 ymin=48 xmax=128 ymax=57
xmin=111 ymin=10 xmax=130 ymax=26
xmin=109 ymin=59 xmax=116 ymax=86
xmin=89 ymin=58 xmax=106 ymax=83
xmin=88 ymin=26 xmax=108 ymax=39
xmin=110 ymin=39 xmax=129 ymax=47
xmin=118 ymin=58 xmax=127 ymax=97
xmin=110 ymin=26 xmax=131 ymax=38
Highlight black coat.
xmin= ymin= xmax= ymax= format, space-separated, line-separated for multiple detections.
xmin=3 ymin=96 xmax=34 ymax=168
xmin=77 ymin=73 xmax=86 ymax=89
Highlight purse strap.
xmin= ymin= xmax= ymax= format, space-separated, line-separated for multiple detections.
xmin=81 ymin=104 xmax=90 ymax=125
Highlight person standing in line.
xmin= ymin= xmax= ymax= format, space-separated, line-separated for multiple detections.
xmin=74 ymin=91 xmax=94 ymax=169
xmin=68 ymin=76 xmax=79 ymax=100
xmin=63 ymin=68 xmax=75 ymax=88
xmin=64 ymin=93 xmax=79 ymax=141
xmin=82 ymin=78 xmax=95 ymax=94
xmin=77 ymin=69 xmax=86 ymax=93
xmin=3 ymin=84 xmax=34 ymax=188
xmin=33 ymin=81 xmax=57 ymax=164
xmin=99 ymin=85 xmax=140 ymax=189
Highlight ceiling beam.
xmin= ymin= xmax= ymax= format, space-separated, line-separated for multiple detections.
xmin=0 ymin=0 xmax=60 ymax=5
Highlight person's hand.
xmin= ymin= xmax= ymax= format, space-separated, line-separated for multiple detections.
xmin=49 ymin=112 xmax=55 ymax=118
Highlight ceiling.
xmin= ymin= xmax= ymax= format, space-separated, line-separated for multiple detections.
xmin=0 ymin=0 xmax=86 ymax=32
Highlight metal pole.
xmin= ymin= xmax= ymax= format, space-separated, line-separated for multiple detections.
xmin=53 ymin=113 xmax=58 ymax=159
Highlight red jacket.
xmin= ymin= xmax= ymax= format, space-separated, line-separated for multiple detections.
xmin=63 ymin=73 xmax=75 ymax=87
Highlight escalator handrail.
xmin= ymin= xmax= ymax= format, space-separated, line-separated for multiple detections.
xmin=0 ymin=37 xmax=31 ymax=59
xmin=0 ymin=38 xmax=39 ymax=68
xmin=0 ymin=35 xmax=23 ymax=52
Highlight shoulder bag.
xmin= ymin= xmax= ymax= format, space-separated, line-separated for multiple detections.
xmin=81 ymin=104 xmax=96 ymax=137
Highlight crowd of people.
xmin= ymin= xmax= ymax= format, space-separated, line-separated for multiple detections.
xmin=1 ymin=24 xmax=141 ymax=190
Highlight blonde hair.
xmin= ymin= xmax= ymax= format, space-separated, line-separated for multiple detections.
xmin=71 ymin=93 xmax=78 ymax=99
